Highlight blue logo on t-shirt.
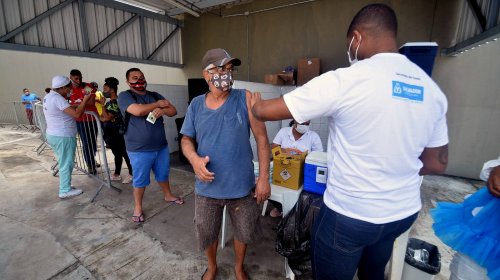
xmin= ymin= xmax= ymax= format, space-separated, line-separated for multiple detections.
xmin=392 ymin=81 xmax=424 ymax=102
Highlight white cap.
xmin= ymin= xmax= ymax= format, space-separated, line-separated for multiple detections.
xmin=51 ymin=75 xmax=71 ymax=89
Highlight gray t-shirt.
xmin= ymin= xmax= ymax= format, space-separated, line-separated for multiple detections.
xmin=181 ymin=89 xmax=255 ymax=199
xmin=43 ymin=91 xmax=76 ymax=137
xmin=118 ymin=90 xmax=167 ymax=152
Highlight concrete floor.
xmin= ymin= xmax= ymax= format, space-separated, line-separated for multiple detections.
xmin=0 ymin=125 xmax=483 ymax=280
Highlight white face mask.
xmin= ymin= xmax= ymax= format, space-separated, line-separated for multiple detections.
xmin=295 ymin=124 xmax=309 ymax=134
xmin=347 ymin=35 xmax=362 ymax=65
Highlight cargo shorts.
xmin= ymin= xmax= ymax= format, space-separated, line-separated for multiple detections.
xmin=194 ymin=193 xmax=263 ymax=251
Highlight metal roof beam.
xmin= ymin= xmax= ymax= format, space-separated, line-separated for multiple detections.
xmin=90 ymin=14 xmax=139 ymax=52
xmin=466 ymin=0 xmax=487 ymax=31
xmin=147 ymin=26 xmax=179 ymax=59
xmin=0 ymin=42 xmax=183 ymax=68
xmin=441 ymin=23 xmax=500 ymax=56
xmin=0 ymin=0 xmax=75 ymax=42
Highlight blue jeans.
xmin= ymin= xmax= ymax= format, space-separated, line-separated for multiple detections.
xmin=76 ymin=121 xmax=98 ymax=170
xmin=311 ymin=205 xmax=418 ymax=280
xmin=46 ymin=134 xmax=76 ymax=195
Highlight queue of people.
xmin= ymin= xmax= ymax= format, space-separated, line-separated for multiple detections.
xmin=37 ymin=3 xmax=498 ymax=280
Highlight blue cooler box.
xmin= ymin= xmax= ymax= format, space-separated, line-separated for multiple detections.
xmin=304 ymin=151 xmax=328 ymax=195
xmin=399 ymin=42 xmax=438 ymax=77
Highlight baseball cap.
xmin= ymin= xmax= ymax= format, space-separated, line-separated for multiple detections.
xmin=201 ymin=48 xmax=241 ymax=70
xmin=51 ymin=75 xmax=71 ymax=89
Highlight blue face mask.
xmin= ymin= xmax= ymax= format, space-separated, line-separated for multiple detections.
xmin=347 ymin=35 xmax=362 ymax=65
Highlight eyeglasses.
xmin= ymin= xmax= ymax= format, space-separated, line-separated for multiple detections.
xmin=207 ymin=66 xmax=237 ymax=74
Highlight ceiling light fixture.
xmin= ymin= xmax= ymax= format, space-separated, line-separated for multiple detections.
xmin=161 ymin=0 xmax=200 ymax=17
xmin=115 ymin=0 xmax=166 ymax=14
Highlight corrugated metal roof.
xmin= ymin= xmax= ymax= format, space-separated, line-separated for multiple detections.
xmin=0 ymin=0 xmax=183 ymax=66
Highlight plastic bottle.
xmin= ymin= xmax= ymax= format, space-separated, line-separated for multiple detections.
xmin=449 ymin=252 xmax=489 ymax=280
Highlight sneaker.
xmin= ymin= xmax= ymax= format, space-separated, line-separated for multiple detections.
xmin=110 ymin=174 xmax=122 ymax=181
xmin=122 ymin=174 xmax=133 ymax=184
xmin=59 ymin=188 xmax=83 ymax=199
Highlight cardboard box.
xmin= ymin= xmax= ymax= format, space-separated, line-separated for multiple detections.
xmin=264 ymin=73 xmax=295 ymax=86
xmin=264 ymin=74 xmax=285 ymax=85
xmin=278 ymin=72 xmax=295 ymax=85
xmin=272 ymin=146 xmax=307 ymax=190
xmin=297 ymin=58 xmax=320 ymax=86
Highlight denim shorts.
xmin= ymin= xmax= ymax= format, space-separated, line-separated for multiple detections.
xmin=127 ymin=146 xmax=170 ymax=187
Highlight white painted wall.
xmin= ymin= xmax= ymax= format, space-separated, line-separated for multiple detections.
xmin=432 ymin=40 xmax=500 ymax=179
xmin=0 ymin=49 xmax=188 ymax=102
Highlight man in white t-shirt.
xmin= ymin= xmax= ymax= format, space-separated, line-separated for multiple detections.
xmin=251 ymin=4 xmax=448 ymax=280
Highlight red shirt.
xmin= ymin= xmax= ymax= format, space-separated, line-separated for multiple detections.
xmin=69 ymin=82 xmax=98 ymax=122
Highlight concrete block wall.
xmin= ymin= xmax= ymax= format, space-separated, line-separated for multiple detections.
xmin=147 ymin=84 xmax=189 ymax=153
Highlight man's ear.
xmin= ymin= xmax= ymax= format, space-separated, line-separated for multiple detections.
xmin=202 ymin=71 xmax=211 ymax=84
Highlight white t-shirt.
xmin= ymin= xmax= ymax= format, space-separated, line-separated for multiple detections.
xmin=284 ymin=53 xmax=449 ymax=224
xmin=273 ymin=127 xmax=323 ymax=153
xmin=43 ymin=91 xmax=76 ymax=137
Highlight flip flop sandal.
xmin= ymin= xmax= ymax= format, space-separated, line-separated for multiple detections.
xmin=166 ymin=197 xmax=184 ymax=205
xmin=131 ymin=213 xmax=144 ymax=223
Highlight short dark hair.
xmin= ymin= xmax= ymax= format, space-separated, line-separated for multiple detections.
xmin=45 ymin=88 xmax=51 ymax=93
xmin=126 ymin=68 xmax=142 ymax=80
xmin=23 ymin=88 xmax=28 ymax=92
xmin=70 ymin=69 xmax=82 ymax=76
xmin=347 ymin=3 xmax=397 ymax=38
xmin=104 ymin=77 xmax=119 ymax=92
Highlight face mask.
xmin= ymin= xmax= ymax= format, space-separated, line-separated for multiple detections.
xmin=295 ymin=124 xmax=309 ymax=134
xmin=66 ymin=92 xmax=72 ymax=98
xmin=103 ymin=92 xmax=111 ymax=98
xmin=347 ymin=35 xmax=362 ymax=65
xmin=130 ymin=79 xmax=147 ymax=91
xmin=210 ymin=73 xmax=233 ymax=92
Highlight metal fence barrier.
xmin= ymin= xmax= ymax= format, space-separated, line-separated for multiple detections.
xmin=33 ymin=101 xmax=49 ymax=155
xmin=0 ymin=101 xmax=39 ymax=131
xmin=33 ymin=103 xmax=121 ymax=202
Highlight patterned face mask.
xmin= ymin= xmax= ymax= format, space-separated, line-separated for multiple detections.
xmin=210 ymin=73 xmax=233 ymax=92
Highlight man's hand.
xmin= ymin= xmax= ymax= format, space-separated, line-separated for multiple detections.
xmin=98 ymin=96 xmax=106 ymax=105
xmin=249 ymin=92 xmax=262 ymax=109
xmin=487 ymin=166 xmax=500 ymax=198
xmin=283 ymin=148 xmax=303 ymax=155
xmin=151 ymin=107 xmax=164 ymax=119
xmin=156 ymin=99 xmax=172 ymax=108
xmin=253 ymin=178 xmax=271 ymax=204
xmin=192 ymin=155 xmax=215 ymax=183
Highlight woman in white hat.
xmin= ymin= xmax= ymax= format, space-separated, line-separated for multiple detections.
xmin=44 ymin=75 xmax=92 ymax=199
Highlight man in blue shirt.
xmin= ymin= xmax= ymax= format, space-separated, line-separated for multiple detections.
xmin=181 ymin=49 xmax=271 ymax=280
xmin=118 ymin=68 xmax=184 ymax=224
xmin=21 ymin=88 xmax=40 ymax=125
